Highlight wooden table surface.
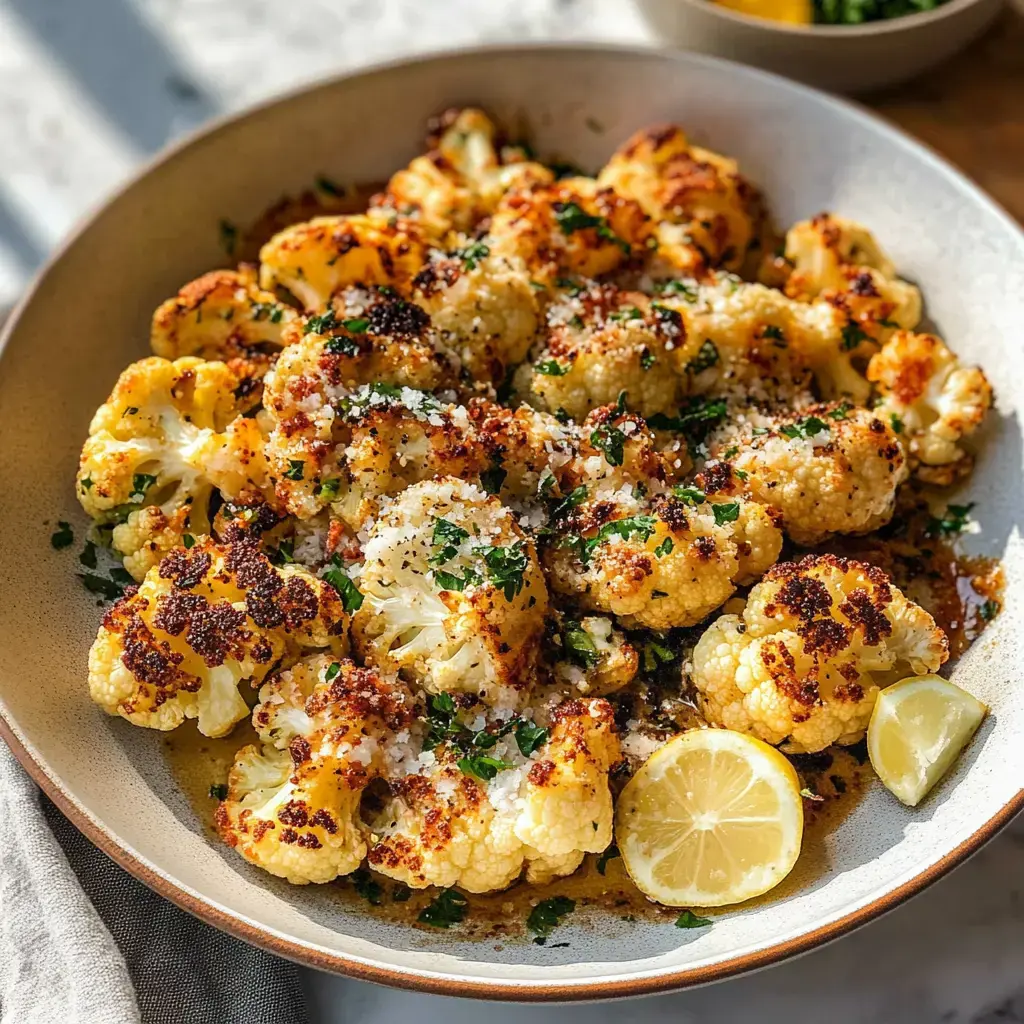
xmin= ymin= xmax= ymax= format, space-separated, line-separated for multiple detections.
xmin=870 ymin=5 xmax=1024 ymax=223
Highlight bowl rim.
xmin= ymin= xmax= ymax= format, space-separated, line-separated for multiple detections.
xmin=2 ymin=40 xmax=1023 ymax=1002
xmin=665 ymin=0 xmax=992 ymax=37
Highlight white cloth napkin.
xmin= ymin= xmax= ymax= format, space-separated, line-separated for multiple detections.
xmin=0 ymin=742 xmax=310 ymax=1024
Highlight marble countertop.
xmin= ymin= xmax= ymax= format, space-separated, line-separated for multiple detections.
xmin=3 ymin=1 xmax=1023 ymax=1020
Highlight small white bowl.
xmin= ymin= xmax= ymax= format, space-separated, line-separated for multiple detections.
xmin=636 ymin=0 xmax=1003 ymax=93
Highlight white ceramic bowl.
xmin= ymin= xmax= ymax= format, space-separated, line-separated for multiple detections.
xmin=1 ymin=46 xmax=1022 ymax=1001
xmin=636 ymin=0 xmax=1003 ymax=93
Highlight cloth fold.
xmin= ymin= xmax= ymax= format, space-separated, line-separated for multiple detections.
xmin=0 ymin=742 xmax=310 ymax=1024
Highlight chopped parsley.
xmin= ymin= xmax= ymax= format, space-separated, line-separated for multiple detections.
xmin=655 ymin=279 xmax=699 ymax=302
xmin=780 ymin=416 xmax=829 ymax=440
xmin=324 ymin=663 xmax=341 ymax=684
xmin=424 ymin=692 xmax=460 ymax=749
xmin=590 ymin=423 xmax=626 ymax=466
xmin=322 ymin=555 xmax=364 ymax=612
xmin=527 ymin=896 xmax=576 ymax=941
xmin=642 ymin=639 xmax=675 ymax=673
xmin=324 ymin=335 xmax=360 ymax=356
xmin=129 ymin=473 xmax=158 ymax=503
xmin=318 ymin=478 xmax=342 ymax=501
xmin=430 ymin=518 xmax=469 ymax=564
xmin=711 ymin=502 xmax=741 ymax=526
xmin=686 ymin=339 xmax=720 ymax=375
xmin=182 ymin=534 xmax=196 ymax=549
xmin=566 ymin=515 xmax=658 ymax=566
xmin=562 ymin=620 xmax=600 ymax=668
xmin=840 ymin=322 xmax=872 ymax=351
xmin=734 ymin=467 xmax=749 ymax=481
xmin=418 ymin=888 xmax=468 ymax=929
xmin=268 ymin=539 xmax=295 ymax=565
xmin=552 ymin=202 xmax=630 ymax=253
xmin=80 ymin=477 xmax=93 ymax=492
xmin=673 ymin=485 xmax=706 ymax=505
xmin=552 ymin=485 xmax=588 ymax=519
xmin=926 ymin=502 xmax=975 ymax=538
xmin=304 ymin=308 xmax=339 ymax=334
xmin=675 ymin=910 xmax=712 ymax=929
xmin=50 ymin=521 xmax=74 ymax=549
xmin=479 ymin=542 xmax=529 ymax=601
xmin=514 ymin=720 xmax=549 ymax=757
xmin=534 ymin=359 xmax=570 ymax=377
xmin=283 ymin=460 xmax=305 ymax=481
xmin=640 ymin=348 xmax=656 ymax=371
xmin=457 ymin=754 xmax=514 ymax=781
xmin=349 ymin=868 xmax=384 ymax=906
xmin=828 ymin=402 xmax=852 ymax=420
xmin=208 ymin=783 xmax=228 ymax=800
xmin=596 ymin=845 xmax=620 ymax=875
xmin=434 ymin=567 xmax=482 ymax=592
xmin=608 ymin=306 xmax=644 ymax=323
xmin=890 ymin=413 xmax=904 ymax=434
xmin=392 ymin=885 xmax=413 ymax=903
xmin=315 ymin=175 xmax=345 ymax=196
xmin=654 ymin=536 xmax=674 ymax=557
xmin=763 ymin=324 xmax=785 ymax=342
xmin=77 ymin=573 xmax=125 ymax=601
xmin=479 ymin=461 xmax=507 ymax=496
xmin=980 ymin=598 xmax=999 ymax=622
xmin=251 ymin=302 xmax=284 ymax=323
xmin=647 ymin=396 xmax=728 ymax=448
xmin=79 ymin=540 xmax=98 ymax=568
xmin=456 ymin=240 xmax=490 ymax=270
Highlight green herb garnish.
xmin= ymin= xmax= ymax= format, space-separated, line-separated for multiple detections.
xmin=527 ymin=896 xmax=576 ymax=940
xmin=456 ymin=240 xmax=490 ymax=270
xmin=51 ymin=521 xmax=74 ymax=550
xmin=284 ymin=460 xmax=305 ymax=481
xmin=563 ymin=621 xmax=600 ymax=668
xmin=596 ymin=845 xmax=620 ymax=875
xmin=926 ymin=503 xmax=975 ymax=538
xmin=209 ymin=783 xmax=228 ymax=800
xmin=711 ymin=502 xmax=741 ymax=525
xmin=590 ymin=423 xmax=626 ymax=466
xmin=535 ymin=359 xmax=570 ymax=377
xmin=350 ymin=868 xmax=384 ymax=906
xmin=515 ymin=720 xmax=549 ymax=757
xmin=322 ymin=556 xmax=364 ymax=612
xmin=418 ymin=888 xmax=468 ymax=929
xmin=675 ymin=910 xmax=712 ymax=929
xmin=686 ymin=339 xmax=720 ymax=375
xmin=457 ymin=754 xmax=514 ymax=781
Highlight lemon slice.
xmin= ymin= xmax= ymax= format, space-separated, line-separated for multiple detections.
xmin=868 ymin=674 xmax=987 ymax=807
xmin=615 ymin=729 xmax=803 ymax=907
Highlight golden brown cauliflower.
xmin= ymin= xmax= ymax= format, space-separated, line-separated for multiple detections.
xmin=702 ymin=403 xmax=908 ymax=546
xmin=489 ymin=177 xmax=652 ymax=286
xmin=87 ymin=532 xmax=349 ymax=737
xmin=598 ymin=124 xmax=765 ymax=276
xmin=410 ymin=247 xmax=540 ymax=384
xmin=77 ymin=356 xmax=269 ymax=579
xmin=352 ymin=478 xmax=548 ymax=708
xmin=783 ymin=213 xmax=922 ymax=333
xmin=692 ymin=553 xmax=948 ymax=752
xmin=867 ymin=330 xmax=993 ymax=486
xmin=545 ymin=485 xmax=781 ymax=630
xmin=150 ymin=267 xmax=298 ymax=376
xmin=516 ymin=283 xmax=686 ymax=420
xmin=364 ymin=697 xmax=620 ymax=892
xmin=215 ymin=655 xmax=414 ymax=884
xmin=372 ymin=107 xmax=553 ymax=239
xmin=258 ymin=213 xmax=427 ymax=312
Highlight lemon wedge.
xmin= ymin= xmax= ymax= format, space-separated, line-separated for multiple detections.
xmin=868 ymin=675 xmax=986 ymax=807
xmin=615 ymin=729 xmax=803 ymax=908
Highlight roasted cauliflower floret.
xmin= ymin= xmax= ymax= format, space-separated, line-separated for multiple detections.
xmin=87 ymin=532 xmax=349 ymax=737
xmin=692 ymin=554 xmax=948 ymax=752
xmin=598 ymin=124 xmax=764 ymax=276
xmin=215 ymin=655 xmax=414 ymax=884
xmin=410 ymin=248 xmax=539 ymax=383
xmin=489 ymin=177 xmax=652 ymax=285
xmin=258 ymin=213 xmax=427 ymax=311
xmin=517 ymin=283 xmax=685 ymax=420
xmin=372 ymin=107 xmax=553 ymax=238
xmin=553 ymin=616 xmax=639 ymax=696
xmin=784 ymin=213 xmax=922 ymax=331
xmin=868 ymin=330 xmax=992 ymax=486
xmin=704 ymin=404 xmax=908 ymax=546
xmin=352 ymin=478 xmax=548 ymax=707
xmin=150 ymin=267 xmax=298 ymax=374
xmin=365 ymin=697 xmax=620 ymax=892
xmin=77 ymin=356 xmax=269 ymax=579
xmin=545 ymin=488 xmax=781 ymax=630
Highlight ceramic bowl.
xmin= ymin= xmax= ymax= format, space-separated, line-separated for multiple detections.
xmin=1 ymin=45 xmax=1022 ymax=1001
xmin=636 ymin=0 xmax=1003 ymax=94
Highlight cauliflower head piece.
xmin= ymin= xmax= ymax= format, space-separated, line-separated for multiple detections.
xmin=545 ymin=486 xmax=781 ymax=630
xmin=352 ymin=477 xmax=548 ymax=708
xmin=150 ymin=267 xmax=298 ymax=375
xmin=372 ymin=107 xmax=553 ymax=239
xmin=216 ymin=654 xmax=414 ymax=884
xmin=364 ymin=696 xmax=621 ymax=892
xmin=704 ymin=403 xmax=908 ymax=546
xmin=87 ymin=531 xmax=349 ymax=737
xmin=867 ymin=330 xmax=992 ymax=486
xmin=552 ymin=616 xmax=639 ymax=697
xmin=598 ymin=124 xmax=764 ymax=276
xmin=517 ymin=283 xmax=686 ymax=421
xmin=77 ymin=356 xmax=269 ymax=580
xmin=258 ymin=213 xmax=427 ymax=311
xmin=692 ymin=553 xmax=948 ymax=752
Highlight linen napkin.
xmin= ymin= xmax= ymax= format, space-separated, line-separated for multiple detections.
xmin=0 ymin=741 xmax=310 ymax=1024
